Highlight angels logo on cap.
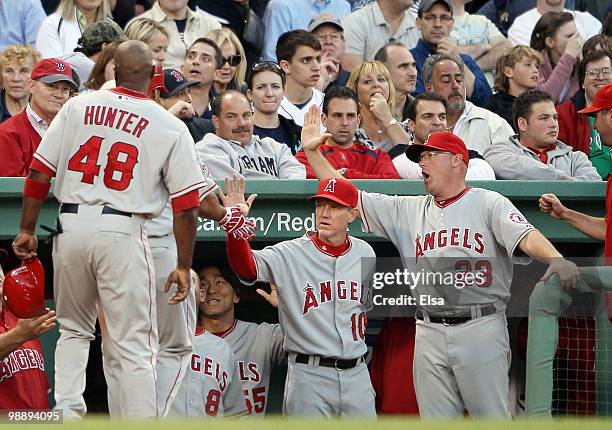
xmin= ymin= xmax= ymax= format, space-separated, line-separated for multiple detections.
xmin=308 ymin=177 xmax=358 ymax=208
xmin=324 ymin=178 xmax=336 ymax=193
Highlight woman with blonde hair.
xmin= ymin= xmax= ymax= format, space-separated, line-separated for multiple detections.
xmin=124 ymin=17 xmax=170 ymax=66
xmin=207 ymin=28 xmax=247 ymax=97
xmin=36 ymin=0 xmax=111 ymax=58
xmin=347 ymin=61 xmax=409 ymax=153
xmin=0 ymin=45 xmax=41 ymax=123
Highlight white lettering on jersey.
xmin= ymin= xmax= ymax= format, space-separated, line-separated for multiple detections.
xmin=190 ymin=354 xmax=229 ymax=391
xmin=415 ymin=228 xmax=485 ymax=261
xmin=302 ymin=280 xmax=363 ymax=314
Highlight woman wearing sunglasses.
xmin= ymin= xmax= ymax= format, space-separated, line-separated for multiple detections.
xmin=248 ymin=62 xmax=302 ymax=154
xmin=208 ymin=28 xmax=248 ymax=98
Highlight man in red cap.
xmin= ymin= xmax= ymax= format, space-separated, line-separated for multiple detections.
xmin=541 ymin=83 xmax=612 ymax=260
xmin=0 ymin=260 xmax=57 ymax=409
xmin=224 ymin=175 xmax=377 ymax=418
xmin=0 ymin=58 xmax=77 ymax=176
xmin=300 ymin=104 xmax=579 ymax=418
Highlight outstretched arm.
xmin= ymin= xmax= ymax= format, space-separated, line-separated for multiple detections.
xmin=539 ymin=193 xmax=606 ymax=241
xmin=0 ymin=310 xmax=57 ymax=360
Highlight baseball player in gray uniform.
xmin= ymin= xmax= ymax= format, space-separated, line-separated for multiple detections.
xmin=299 ymin=106 xmax=580 ymax=418
xmin=199 ymin=265 xmax=285 ymax=417
xmin=225 ymin=177 xmax=377 ymax=418
xmin=101 ymin=174 xmax=255 ymax=417
xmin=169 ymin=270 xmax=248 ymax=418
xmin=12 ymin=41 xmax=206 ymax=419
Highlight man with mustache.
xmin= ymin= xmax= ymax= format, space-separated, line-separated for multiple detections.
xmin=196 ymin=90 xmax=306 ymax=180
xmin=422 ymin=53 xmax=513 ymax=156
xmin=484 ymin=89 xmax=600 ymax=181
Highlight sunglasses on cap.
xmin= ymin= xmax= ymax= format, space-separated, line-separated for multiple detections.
xmin=251 ymin=61 xmax=282 ymax=73
xmin=222 ymin=54 xmax=242 ymax=67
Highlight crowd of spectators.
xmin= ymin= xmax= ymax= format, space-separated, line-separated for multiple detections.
xmin=0 ymin=0 xmax=610 ymax=183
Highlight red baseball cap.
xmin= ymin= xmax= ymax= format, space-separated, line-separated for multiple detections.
xmin=405 ymin=131 xmax=469 ymax=166
xmin=307 ymin=177 xmax=358 ymax=208
xmin=578 ymin=83 xmax=612 ymax=117
xmin=31 ymin=58 xmax=78 ymax=91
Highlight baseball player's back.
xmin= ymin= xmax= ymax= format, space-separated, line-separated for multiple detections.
xmin=34 ymin=87 xmax=204 ymax=215
xmin=221 ymin=320 xmax=285 ymax=416
xmin=18 ymin=41 xmax=205 ymax=420
xmin=170 ymin=328 xmax=247 ymax=418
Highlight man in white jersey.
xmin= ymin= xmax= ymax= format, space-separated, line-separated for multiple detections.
xmin=199 ymin=265 xmax=285 ymax=417
xmin=225 ymin=176 xmax=377 ymax=418
xmin=299 ymin=105 xmax=580 ymax=418
xmin=11 ymin=41 xmax=206 ymax=420
xmin=169 ymin=270 xmax=248 ymax=418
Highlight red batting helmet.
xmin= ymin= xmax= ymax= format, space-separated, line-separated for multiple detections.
xmin=2 ymin=258 xmax=45 ymax=318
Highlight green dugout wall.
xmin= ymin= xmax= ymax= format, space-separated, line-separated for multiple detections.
xmin=0 ymin=178 xmax=607 ymax=411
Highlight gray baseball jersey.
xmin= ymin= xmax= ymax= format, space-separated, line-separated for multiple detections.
xmin=170 ymin=328 xmax=248 ymax=418
xmin=242 ymin=232 xmax=376 ymax=359
xmin=358 ymin=186 xmax=534 ymax=418
xmin=219 ymin=320 xmax=285 ymax=416
xmin=358 ymin=187 xmax=535 ymax=312
xmin=33 ymin=87 xmax=205 ymax=419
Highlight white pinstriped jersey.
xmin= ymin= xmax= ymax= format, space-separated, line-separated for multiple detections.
xmin=170 ymin=329 xmax=247 ymax=418
xmin=33 ymin=87 xmax=205 ymax=217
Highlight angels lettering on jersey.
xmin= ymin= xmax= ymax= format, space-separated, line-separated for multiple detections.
xmin=415 ymin=228 xmax=485 ymax=263
xmin=190 ymin=353 xmax=230 ymax=392
xmin=302 ymin=279 xmax=367 ymax=314
xmin=0 ymin=348 xmax=45 ymax=382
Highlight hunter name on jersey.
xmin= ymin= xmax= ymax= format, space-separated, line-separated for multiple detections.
xmin=190 ymin=353 xmax=229 ymax=391
xmin=0 ymin=348 xmax=45 ymax=382
xmin=415 ymin=228 xmax=485 ymax=261
xmin=302 ymin=280 xmax=365 ymax=314
xmin=83 ymin=105 xmax=150 ymax=138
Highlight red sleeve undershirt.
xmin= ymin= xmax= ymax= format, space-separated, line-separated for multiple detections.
xmin=226 ymin=233 xmax=257 ymax=282
xmin=171 ymin=189 xmax=199 ymax=213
